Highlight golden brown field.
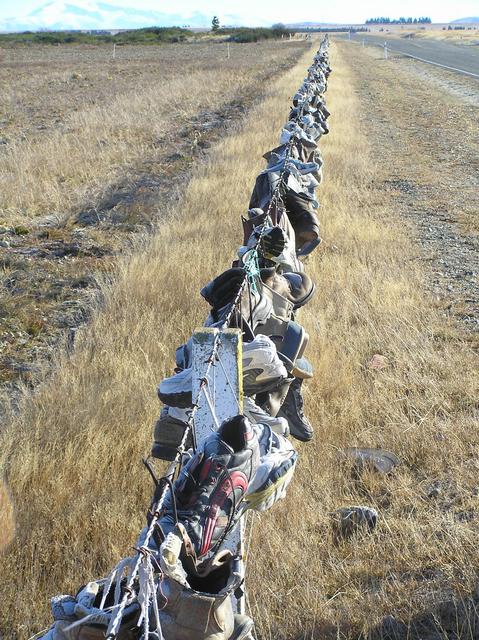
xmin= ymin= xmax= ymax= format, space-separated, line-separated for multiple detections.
xmin=364 ymin=23 xmax=479 ymax=44
xmin=0 ymin=40 xmax=307 ymax=396
xmin=0 ymin=39 xmax=478 ymax=639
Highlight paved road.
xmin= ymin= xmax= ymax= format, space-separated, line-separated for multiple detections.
xmin=337 ymin=33 xmax=479 ymax=77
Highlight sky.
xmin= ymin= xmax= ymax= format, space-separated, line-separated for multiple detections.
xmin=0 ymin=0 xmax=477 ymax=23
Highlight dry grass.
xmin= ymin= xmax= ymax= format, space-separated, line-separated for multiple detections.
xmin=0 ymin=41 xmax=306 ymax=225
xmin=0 ymin=41 xmax=478 ymax=639
xmin=0 ymin=481 xmax=14 ymax=552
xmin=364 ymin=25 xmax=479 ymax=44
xmin=412 ymin=28 xmax=479 ymax=44
xmin=342 ymin=41 xmax=479 ymax=337
xmin=248 ymin=43 xmax=479 ymax=638
xmin=0 ymin=40 xmax=306 ymax=393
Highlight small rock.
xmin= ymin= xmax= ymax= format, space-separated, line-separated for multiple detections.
xmin=343 ymin=447 xmax=400 ymax=474
xmin=368 ymin=354 xmax=390 ymax=370
xmin=426 ymin=480 xmax=442 ymax=498
xmin=332 ymin=505 xmax=378 ymax=540
xmin=35 ymin=214 xmax=62 ymax=228
xmin=75 ymin=209 xmax=104 ymax=226
xmin=380 ymin=614 xmax=409 ymax=639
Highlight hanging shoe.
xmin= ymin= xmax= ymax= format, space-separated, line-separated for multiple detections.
xmin=255 ymin=375 xmax=294 ymax=418
xmin=158 ymin=332 xmax=287 ymax=410
xmin=157 ymin=528 xmax=252 ymax=640
xmin=38 ymin=580 xmax=140 ymax=640
xmin=245 ymin=423 xmax=298 ymax=513
xmin=159 ymin=415 xmax=260 ymax=558
xmin=157 ymin=367 xmax=193 ymax=409
xmin=277 ymin=377 xmax=313 ymax=442
xmin=242 ymin=334 xmax=288 ymax=396
xmin=151 ymin=406 xmax=193 ymax=461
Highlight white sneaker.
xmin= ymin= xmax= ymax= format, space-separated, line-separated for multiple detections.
xmin=243 ymin=395 xmax=289 ymax=437
xmin=243 ymin=335 xmax=288 ymax=396
xmin=157 ymin=367 xmax=193 ymax=408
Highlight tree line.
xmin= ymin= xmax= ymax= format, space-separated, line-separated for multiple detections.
xmin=365 ymin=17 xmax=432 ymax=24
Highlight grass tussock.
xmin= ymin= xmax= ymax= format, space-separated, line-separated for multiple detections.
xmin=0 ymin=42 xmax=477 ymax=639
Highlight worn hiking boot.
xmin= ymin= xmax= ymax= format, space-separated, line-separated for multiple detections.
xmin=157 ymin=528 xmax=249 ymax=640
xmin=151 ymin=406 xmax=193 ymax=461
xmin=255 ymin=373 xmax=294 ymax=418
xmin=159 ymin=415 xmax=260 ymax=558
xmin=277 ymin=377 xmax=313 ymax=442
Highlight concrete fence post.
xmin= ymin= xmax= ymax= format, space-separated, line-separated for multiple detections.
xmin=192 ymin=328 xmax=245 ymax=613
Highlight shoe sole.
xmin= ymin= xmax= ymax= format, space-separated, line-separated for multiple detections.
xmin=289 ymin=429 xmax=313 ymax=442
xmin=151 ymin=443 xmax=178 ymax=461
xmin=152 ymin=417 xmax=192 ymax=460
xmin=244 ymin=377 xmax=290 ymax=397
xmin=157 ymin=390 xmax=193 ymax=408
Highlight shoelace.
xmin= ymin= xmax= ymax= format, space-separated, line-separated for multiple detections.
xmin=294 ymin=387 xmax=305 ymax=418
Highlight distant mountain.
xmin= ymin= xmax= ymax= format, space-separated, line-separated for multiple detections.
xmin=0 ymin=1 xmax=267 ymax=32
xmin=450 ymin=17 xmax=479 ymax=24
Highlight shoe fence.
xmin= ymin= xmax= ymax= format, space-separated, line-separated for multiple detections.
xmin=34 ymin=36 xmax=332 ymax=640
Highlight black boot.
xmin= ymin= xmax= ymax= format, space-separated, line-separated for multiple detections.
xmin=277 ymin=377 xmax=313 ymax=442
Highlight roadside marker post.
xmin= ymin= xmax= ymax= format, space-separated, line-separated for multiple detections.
xmin=192 ymin=328 xmax=246 ymax=614
xmin=227 ymin=42 xmax=230 ymax=59
xmin=384 ymin=42 xmax=388 ymax=59
xmin=113 ymin=43 xmax=116 ymax=59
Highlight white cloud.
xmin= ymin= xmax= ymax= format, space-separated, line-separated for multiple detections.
xmin=0 ymin=0 xmax=478 ymax=25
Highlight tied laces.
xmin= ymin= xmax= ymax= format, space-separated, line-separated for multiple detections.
xmin=243 ymin=249 xmax=260 ymax=295
xmin=137 ymin=549 xmax=164 ymax=640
